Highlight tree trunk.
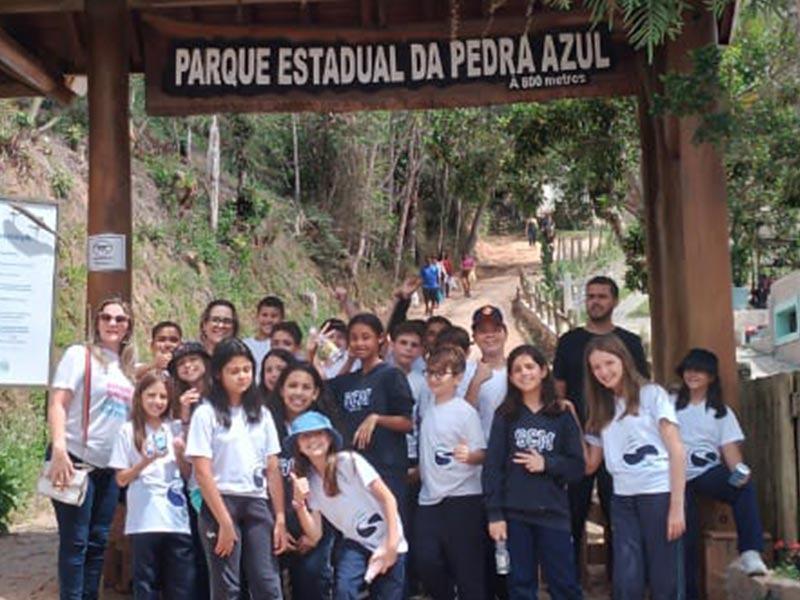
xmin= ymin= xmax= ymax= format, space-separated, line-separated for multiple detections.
xmin=207 ymin=115 xmax=220 ymax=232
xmin=292 ymin=113 xmax=301 ymax=205
xmin=186 ymin=124 xmax=192 ymax=162
xmin=437 ymin=163 xmax=450 ymax=255
xmin=392 ymin=119 xmax=423 ymax=282
xmin=454 ymin=195 xmax=463 ymax=256
xmin=464 ymin=193 xmax=489 ymax=255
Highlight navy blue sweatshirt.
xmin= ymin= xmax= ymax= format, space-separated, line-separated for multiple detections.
xmin=483 ymin=405 xmax=584 ymax=531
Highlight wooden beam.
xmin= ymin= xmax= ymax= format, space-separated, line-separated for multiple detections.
xmin=0 ymin=79 xmax=38 ymax=97
xmin=129 ymin=0 xmax=340 ymax=7
xmin=86 ymin=0 xmax=132 ymax=307
xmin=0 ymin=27 xmax=75 ymax=103
xmin=0 ymin=0 xmax=83 ymax=14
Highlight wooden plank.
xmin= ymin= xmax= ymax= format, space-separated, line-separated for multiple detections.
xmin=130 ymin=0 xmax=341 ymax=7
xmin=0 ymin=0 xmax=83 ymax=14
xmin=0 ymin=26 xmax=75 ymax=103
xmin=0 ymin=78 xmax=38 ymax=97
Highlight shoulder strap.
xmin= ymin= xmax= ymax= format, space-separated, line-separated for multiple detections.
xmin=83 ymin=345 xmax=92 ymax=448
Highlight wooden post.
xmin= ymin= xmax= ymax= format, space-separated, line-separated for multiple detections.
xmin=86 ymin=0 xmax=131 ymax=310
xmin=637 ymin=9 xmax=738 ymax=406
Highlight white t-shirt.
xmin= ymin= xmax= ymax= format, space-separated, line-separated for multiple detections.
xmin=477 ymin=367 xmax=508 ymax=441
xmin=185 ymin=403 xmax=280 ymax=499
xmin=307 ymin=452 xmax=408 ymax=553
xmin=51 ymin=344 xmax=135 ymax=468
xmin=243 ymin=337 xmax=271 ymax=382
xmin=456 ymin=359 xmax=478 ymax=399
xmin=674 ymin=396 xmax=744 ymax=481
xmin=418 ymin=396 xmax=485 ymax=505
xmin=405 ymin=369 xmax=430 ymax=461
xmin=109 ymin=421 xmax=190 ymax=535
xmin=586 ymin=384 xmax=678 ymax=496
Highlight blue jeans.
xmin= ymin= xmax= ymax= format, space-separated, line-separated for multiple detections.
xmin=684 ymin=465 xmax=764 ymax=599
xmin=52 ymin=467 xmax=119 ymax=600
xmin=334 ymin=539 xmax=406 ymax=600
xmin=611 ymin=493 xmax=684 ymax=600
xmin=283 ymin=526 xmax=334 ymax=600
xmin=506 ymin=520 xmax=582 ymax=600
xmin=131 ymin=532 xmax=196 ymax=600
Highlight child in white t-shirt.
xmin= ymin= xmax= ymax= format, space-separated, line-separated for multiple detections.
xmin=109 ymin=370 xmax=195 ymax=599
xmin=673 ymin=348 xmax=767 ymax=596
xmin=243 ymin=295 xmax=284 ymax=382
xmin=287 ymin=411 xmax=407 ymax=599
xmin=416 ymin=346 xmax=486 ymax=600
xmin=584 ymin=334 xmax=686 ymax=600
xmin=185 ymin=338 xmax=287 ymax=599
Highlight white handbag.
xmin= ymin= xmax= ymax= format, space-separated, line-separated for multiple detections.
xmin=37 ymin=462 xmax=92 ymax=506
xmin=38 ymin=345 xmax=94 ymax=506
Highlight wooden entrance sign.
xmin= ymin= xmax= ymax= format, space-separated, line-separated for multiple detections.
xmin=143 ymin=14 xmax=638 ymax=115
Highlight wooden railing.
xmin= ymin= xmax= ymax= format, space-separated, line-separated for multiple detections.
xmin=516 ymin=269 xmax=577 ymax=336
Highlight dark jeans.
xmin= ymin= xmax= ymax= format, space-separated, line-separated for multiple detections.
xmin=380 ymin=470 xmax=409 ymax=534
xmin=131 ymin=532 xmax=196 ymax=600
xmin=198 ymin=496 xmax=282 ymax=600
xmin=684 ymin=465 xmax=764 ymax=599
xmin=282 ymin=526 xmax=334 ymax=600
xmin=188 ymin=495 xmax=211 ymax=599
xmin=52 ymin=467 xmax=119 ymax=600
xmin=611 ymin=493 xmax=684 ymax=600
xmin=414 ymin=495 xmax=486 ymax=600
xmin=568 ymin=462 xmax=613 ymax=577
xmin=506 ymin=519 xmax=582 ymax=600
xmin=334 ymin=539 xmax=406 ymax=600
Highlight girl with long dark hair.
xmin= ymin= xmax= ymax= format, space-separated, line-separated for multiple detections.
xmin=185 ymin=338 xmax=287 ymax=599
xmin=483 ymin=345 xmax=584 ymax=600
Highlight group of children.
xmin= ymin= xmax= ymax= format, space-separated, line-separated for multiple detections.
xmin=49 ymin=278 xmax=768 ymax=600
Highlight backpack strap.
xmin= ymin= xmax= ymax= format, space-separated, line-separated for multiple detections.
xmin=82 ymin=345 xmax=92 ymax=448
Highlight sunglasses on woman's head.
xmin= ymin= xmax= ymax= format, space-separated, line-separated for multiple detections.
xmin=99 ymin=313 xmax=129 ymax=324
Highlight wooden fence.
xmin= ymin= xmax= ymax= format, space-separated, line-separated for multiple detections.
xmin=516 ymin=269 xmax=576 ymax=336
xmin=738 ymin=371 xmax=800 ymax=543
xmin=553 ymin=229 xmax=609 ymax=263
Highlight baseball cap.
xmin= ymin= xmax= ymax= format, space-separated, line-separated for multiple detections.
xmin=472 ymin=305 xmax=504 ymax=330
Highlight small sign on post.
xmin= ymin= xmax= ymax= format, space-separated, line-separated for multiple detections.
xmin=87 ymin=233 xmax=126 ymax=272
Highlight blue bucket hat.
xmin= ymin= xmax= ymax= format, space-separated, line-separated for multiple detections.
xmin=284 ymin=411 xmax=343 ymax=455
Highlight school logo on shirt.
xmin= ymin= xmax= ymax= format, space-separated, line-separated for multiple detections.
xmin=690 ymin=450 xmax=718 ymax=467
xmin=280 ymin=456 xmax=294 ymax=478
xmin=622 ymin=444 xmax=659 ymax=466
xmin=434 ymin=446 xmax=454 ymax=467
xmin=167 ymin=479 xmax=186 ymax=508
xmin=514 ymin=428 xmax=555 ymax=452
xmin=343 ymin=389 xmax=373 ymax=412
xmin=252 ymin=467 xmax=265 ymax=489
xmin=355 ymin=512 xmax=383 ymax=539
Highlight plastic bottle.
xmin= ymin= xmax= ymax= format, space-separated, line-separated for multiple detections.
xmin=495 ymin=539 xmax=510 ymax=575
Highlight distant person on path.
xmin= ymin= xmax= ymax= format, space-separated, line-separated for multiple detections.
xmin=441 ymin=252 xmax=454 ymax=298
xmin=673 ymin=348 xmax=767 ymax=598
xmin=552 ymin=275 xmax=649 ymax=577
xmin=420 ymin=256 xmax=441 ymax=317
xmin=199 ymin=299 xmax=239 ymax=357
xmin=525 ymin=218 xmax=538 ymax=247
xmin=460 ymin=254 xmax=477 ymax=298
xmin=47 ymin=297 xmax=136 ymax=600
xmin=243 ymin=296 xmax=285 ymax=382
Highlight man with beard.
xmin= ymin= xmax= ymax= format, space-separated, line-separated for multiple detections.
xmin=553 ymin=275 xmax=650 ymax=580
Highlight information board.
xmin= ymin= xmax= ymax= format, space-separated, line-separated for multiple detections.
xmin=0 ymin=198 xmax=58 ymax=387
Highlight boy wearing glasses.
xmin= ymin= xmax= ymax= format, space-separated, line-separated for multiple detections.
xmin=415 ymin=345 xmax=486 ymax=600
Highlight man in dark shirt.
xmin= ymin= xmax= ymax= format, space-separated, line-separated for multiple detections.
xmin=553 ymin=275 xmax=650 ymax=580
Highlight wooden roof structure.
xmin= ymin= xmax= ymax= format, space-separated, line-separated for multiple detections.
xmin=0 ymin=0 xmax=743 ymax=426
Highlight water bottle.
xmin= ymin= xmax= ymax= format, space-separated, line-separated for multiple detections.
xmin=728 ymin=463 xmax=751 ymax=487
xmin=153 ymin=428 xmax=168 ymax=454
xmin=495 ymin=540 xmax=510 ymax=575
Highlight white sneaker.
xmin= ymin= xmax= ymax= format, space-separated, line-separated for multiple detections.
xmin=739 ymin=550 xmax=768 ymax=576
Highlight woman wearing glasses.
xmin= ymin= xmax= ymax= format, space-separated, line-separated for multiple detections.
xmin=47 ymin=297 xmax=137 ymax=600
xmin=200 ymin=299 xmax=239 ymax=356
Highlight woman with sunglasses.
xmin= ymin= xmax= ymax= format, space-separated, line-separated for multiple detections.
xmin=200 ymin=300 xmax=239 ymax=357
xmin=48 ymin=297 xmax=137 ymax=600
